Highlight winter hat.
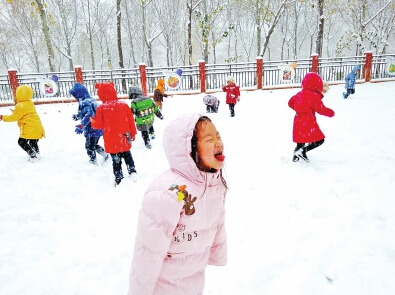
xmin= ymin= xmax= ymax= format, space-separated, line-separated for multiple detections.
xmin=226 ymin=76 xmax=235 ymax=83
xmin=301 ymin=72 xmax=323 ymax=94
xmin=95 ymin=82 xmax=118 ymax=102
xmin=128 ymin=86 xmax=142 ymax=99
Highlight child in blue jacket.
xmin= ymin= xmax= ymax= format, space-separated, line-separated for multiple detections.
xmin=343 ymin=65 xmax=360 ymax=99
xmin=70 ymin=83 xmax=108 ymax=165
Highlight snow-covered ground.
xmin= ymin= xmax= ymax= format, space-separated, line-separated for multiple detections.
xmin=1 ymin=81 xmax=394 ymax=295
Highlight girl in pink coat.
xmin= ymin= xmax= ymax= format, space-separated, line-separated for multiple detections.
xmin=288 ymin=72 xmax=334 ymax=162
xmin=128 ymin=113 xmax=228 ymax=295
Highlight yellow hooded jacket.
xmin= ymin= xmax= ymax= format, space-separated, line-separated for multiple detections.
xmin=2 ymin=85 xmax=46 ymax=139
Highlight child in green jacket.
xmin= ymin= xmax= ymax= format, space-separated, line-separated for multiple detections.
xmin=128 ymin=86 xmax=164 ymax=149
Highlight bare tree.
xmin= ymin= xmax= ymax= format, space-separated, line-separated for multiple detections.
xmin=34 ymin=0 xmax=56 ymax=72
xmin=315 ymin=0 xmax=325 ymax=56
xmin=48 ymin=0 xmax=79 ymax=71
xmin=187 ymin=0 xmax=204 ymax=66
xmin=0 ymin=1 xmax=44 ymax=71
xmin=79 ymin=0 xmax=114 ymax=70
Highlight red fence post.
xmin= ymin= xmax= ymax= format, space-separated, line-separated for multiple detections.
xmin=198 ymin=60 xmax=206 ymax=93
xmin=139 ymin=63 xmax=147 ymax=96
xmin=364 ymin=51 xmax=373 ymax=82
xmin=74 ymin=65 xmax=84 ymax=84
xmin=311 ymin=53 xmax=319 ymax=73
xmin=8 ymin=68 xmax=19 ymax=102
xmin=256 ymin=57 xmax=263 ymax=89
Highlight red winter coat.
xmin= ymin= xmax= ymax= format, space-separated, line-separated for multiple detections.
xmin=222 ymin=84 xmax=240 ymax=104
xmin=288 ymin=73 xmax=334 ymax=143
xmin=90 ymin=83 xmax=137 ymax=154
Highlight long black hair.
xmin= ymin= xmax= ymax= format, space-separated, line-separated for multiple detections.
xmin=191 ymin=116 xmax=228 ymax=189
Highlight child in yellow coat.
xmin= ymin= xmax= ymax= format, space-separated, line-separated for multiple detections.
xmin=0 ymin=85 xmax=45 ymax=162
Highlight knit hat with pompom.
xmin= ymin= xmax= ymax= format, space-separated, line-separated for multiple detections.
xmin=226 ymin=76 xmax=235 ymax=83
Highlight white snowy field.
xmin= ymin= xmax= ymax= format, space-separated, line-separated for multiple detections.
xmin=0 ymin=81 xmax=395 ymax=295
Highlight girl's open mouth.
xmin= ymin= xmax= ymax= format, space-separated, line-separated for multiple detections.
xmin=214 ymin=152 xmax=225 ymax=162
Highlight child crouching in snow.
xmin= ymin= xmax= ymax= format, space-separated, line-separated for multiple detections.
xmin=0 ymin=85 xmax=45 ymax=162
xmin=288 ymin=72 xmax=334 ymax=162
xmin=90 ymin=82 xmax=138 ymax=186
xmin=203 ymin=94 xmax=220 ymax=113
xmin=128 ymin=114 xmax=228 ymax=294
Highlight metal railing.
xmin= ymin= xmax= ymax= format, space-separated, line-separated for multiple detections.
xmin=1 ymin=53 xmax=394 ymax=103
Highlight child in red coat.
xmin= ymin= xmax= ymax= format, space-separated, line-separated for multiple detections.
xmin=222 ymin=76 xmax=240 ymax=117
xmin=90 ymin=82 xmax=138 ymax=186
xmin=288 ymin=72 xmax=334 ymax=162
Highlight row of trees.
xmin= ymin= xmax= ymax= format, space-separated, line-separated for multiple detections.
xmin=0 ymin=0 xmax=394 ymax=73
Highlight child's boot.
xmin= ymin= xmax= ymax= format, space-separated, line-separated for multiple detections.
xmin=295 ymin=148 xmax=309 ymax=162
xmin=144 ymin=137 xmax=152 ymax=149
xmin=89 ymin=158 xmax=98 ymax=165
xmin=128 ymin=166 xmax=139 ymax=182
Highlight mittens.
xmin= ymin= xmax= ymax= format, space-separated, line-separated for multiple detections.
xmin=75 ymin=125 xmax=83 ymax=134
xmin=72 ymin=114 xmax=80 ymax=121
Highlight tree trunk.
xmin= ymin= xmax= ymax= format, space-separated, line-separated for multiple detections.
xmin=86 ymin=0 xmax=95 ymax=70
xmin=315 ymin=0 xmax=324 ymax=57
xmin=117 ymin=0 xmax=126 ymax=92
xmin=188 ymin=1 xmax=193 ymax=88
xmin=35 ymin=0 xmax=55 ymax=72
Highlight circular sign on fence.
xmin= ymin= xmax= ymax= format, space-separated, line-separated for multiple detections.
xmin=39 ymin=77 xmax=59 ymax=97
xmin=387 ymin=59 xmax=395 ymax=76
xmin=278 ymin=64 xmax=296 ymax=83
xmin=165 ymin=72 xmax=182 ymax=90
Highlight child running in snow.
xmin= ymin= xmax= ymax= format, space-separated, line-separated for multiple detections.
xmin=343 ymin=65 xmax=360 ymax=99
xmin=153 ymin=78 xmax=168 ymax=110
xmin=128 ymin=86 xmax=164 ymax=149
xmin=203 ymin=94 xmax=220 ymax=113
xmin=0 ymin=85 xmax=45 ymax=162
xmin=288 ymin=72 xmax=335 ymax=162
xmin=222 ymin=76 xmax=240 ymax=117
xmin=69 ymin=83 xmax=108 ymax=165
xmin=90 ymin=82 xmax=138 ymax=186
xmin=128 ymin=114 xmax=228 ymax=295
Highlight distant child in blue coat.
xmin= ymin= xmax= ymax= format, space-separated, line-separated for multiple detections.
xmin=343 ymin=65 xmax=360 ymax=99
xmin=70 ymin=83 xmax=108 ymax=165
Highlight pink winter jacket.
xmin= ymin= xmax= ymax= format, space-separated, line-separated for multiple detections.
xmin=128 ymin=113 xmax=228 ymax=295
